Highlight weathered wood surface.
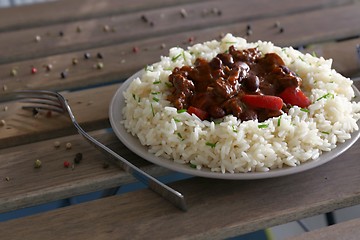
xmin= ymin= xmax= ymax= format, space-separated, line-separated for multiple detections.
xmin=0 ymin=129 xmax=172 ymax=214
xmin=288 ymin=218 xmax=360 ymax=240
xmin=1 ymin=0 xmax=360 ymax=239
xmin=0 ymin=84 xmax=118 ymax=149
xmin=0 ymin=0 xmax=358 ymax=64
xmin=0 ymin=0 xmax=211 ymax=32
xmin=1 ymin=139 xmax=360 ymax=239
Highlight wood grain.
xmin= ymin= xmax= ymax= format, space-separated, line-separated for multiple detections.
xmin=0 ymin=84 xmax=120 ymax=149
xmin=0 ymin=129 xmax=171 ymax=213
xmin=1 ymin=139 xmax=360 ymax=239
xmin=287 ymin=218 xmax=360 ymax=240
xmin=0 ymin=0 xmax=358 ymax=64
xmin=0 ymin=0 xmax=210 ymax=32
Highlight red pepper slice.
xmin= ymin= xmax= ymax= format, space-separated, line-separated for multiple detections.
xmin=242 ymin=95 xmax=283 ymax=111
xmin=187 ymin=106 xmax=209 ymax=120
xmin=278 ymin=87 xmax=311 ymax=108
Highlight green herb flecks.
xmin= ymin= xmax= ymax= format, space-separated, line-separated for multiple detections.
xmin=316 ymin=93 xmax=334 ymax=101
xmin=300 ymin=108 xmax=309 ymax=113
xmin=171 ymin=53 xmax=182 ymax=62
xmin=190 ymin=163 xmax=197 ymax=169
xmin=153 ymin=80 xmax=161 ymax=85
xmin=232 ymin=125 xmax=238 ymax=133
xmin=173 ymin=118 xmax=181 ymax=123
xmin=151 ymin=92 xmax=160 ymax=95
xmin=277 ymin=115 xmax=282 ymax=127
xmin=258 ymin=123 xmax=269 ymax=129
xmin=150 ymin=103 xmax=155 ymax=117
xmin=206 ymin=141 xmax=217 ymax=148
xmin=298 ymin=56 xmax=305 ymax=62
xmin=177 ymin=109 xmax=187 ymax=113
xmin=152 ymin=97 xmax=159 ymax=102
xmin=176 ymin=132 xmax=184 ymax=141
xmin=321 ymin=131 xmax=330 ymax=135
xmin=312 ymin=51 xmax=317 ymax=57
xmin=224 ymin=41 xmax=237 ymax=44
xmin=182 ymin=51 xmax=187 ymax=62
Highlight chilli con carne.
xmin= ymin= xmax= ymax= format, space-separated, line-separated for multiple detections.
xmin=168 ymin=46 xmax=310 ymax=122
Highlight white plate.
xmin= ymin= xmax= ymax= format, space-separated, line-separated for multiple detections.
xmin=109 ymin=70 xmax=360 ymax=180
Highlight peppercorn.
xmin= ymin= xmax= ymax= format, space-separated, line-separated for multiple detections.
xmin=10 ymin=68 xmax=17 ymax=76
xmin=74 ymin=153 xmax=83 ymax=164
xmin=103 ymin=25 xmax=110 ymax=32
xmin=45 ymin=64 xmax=53 ymax=72
xmin=31 ymin=67 xmax=37 ymax=74
xmin=32 ymin=108 xmax=39 ymax=116
xmin=96 ymin=62 xmax=104 ymax=69
xmin=279 ymin=27 xmax=284 ymax=33
xmin=84 ymin=52 xmax=91 ymax=59
xmin=65 ymin=142 xmax=72 ymax=149
xmin=54 ymin=141 xmax=61 ymax=148
xmin=180 ymin=8 xmax=187 ymax=18
xmin=96 ymin=52 xmax=103 ymax=59
xmin=59 ymin=31 xmax=64 ymax=37
xmin=76 ymin=26 xmax=82 ymax=33
xmin=35 ymin=35 xmax=41 ymax=42
xmin=60 ymin=71 xmax=67 ymax=79
xmin=0 ymin=119 xmax=6 ymax=127
xmin=34 ymin=159 xmax=42 ymax=168
xmin=141 ymin=15 xmax=148 ymax=23
xmin=72 ymin=58 xmax=78 ymax=65
xmin=132 ymin=47 xmax=139 ymax=53
xmin=63 ymin=161 xmax=71 ymax=168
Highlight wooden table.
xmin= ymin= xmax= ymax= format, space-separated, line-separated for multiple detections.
xmin=1 ymin=0 xmax=360 ymax=239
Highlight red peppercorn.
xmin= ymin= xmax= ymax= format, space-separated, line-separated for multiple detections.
xmin=31 ymin=67 xmax=37 ymax=74
xmin=63 ymin=161 xmax=71 ymax=168
xmin=132 ymin=46 xmax=139 ymax=53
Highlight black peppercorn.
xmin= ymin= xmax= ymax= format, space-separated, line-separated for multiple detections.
xmin=84 ymin=52 xmax=91 ymax=59
xmin=96 ymin=53 xmax=103 ymax=59
xmin=60 ymin=71 xmax=67 ymax=79
xmin=74 ymin=153 xmax=83 ymax=164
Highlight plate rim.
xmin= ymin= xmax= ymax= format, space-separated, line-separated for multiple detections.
xmin=109 ymin=70 xmax=360 ymax=180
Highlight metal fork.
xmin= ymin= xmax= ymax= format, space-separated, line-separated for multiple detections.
xmin=16 ymin=90 xmax=187 ymax=211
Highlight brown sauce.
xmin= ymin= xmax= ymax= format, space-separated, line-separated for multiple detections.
xmin=168 ymin=46 xmax=303 ymax=122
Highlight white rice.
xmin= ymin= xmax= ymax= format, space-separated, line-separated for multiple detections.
xmin=122 ymin=33 xmax=360 ymax=173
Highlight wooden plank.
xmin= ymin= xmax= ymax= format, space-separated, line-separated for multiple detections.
xmin=287 ymin=218 xmax=360 ymax=240
xmin=0 ymin=0 xmax=209 ymax=32
xmin=0 ymin=0 xmax=358 ymax=64
xmin=1 ymin=139 xmax=360 ymax=239
xmin=1 ymin=14 xmax=360 ymax=102
xmin=0 ymin=84 xmax=119 ymax=149
xmin=0 ymin=129 xmax=171 ymax=213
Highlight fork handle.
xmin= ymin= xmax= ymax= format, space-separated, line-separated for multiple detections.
xmin=72 ymin=121 xmax=187 ymax=211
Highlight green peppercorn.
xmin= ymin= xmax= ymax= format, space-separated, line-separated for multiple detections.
xmin=34 ymin=159 xmax=42 ymax=168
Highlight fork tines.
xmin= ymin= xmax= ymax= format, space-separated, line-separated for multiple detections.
xmin=15 ymin=90 xmax=64 ymax=113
